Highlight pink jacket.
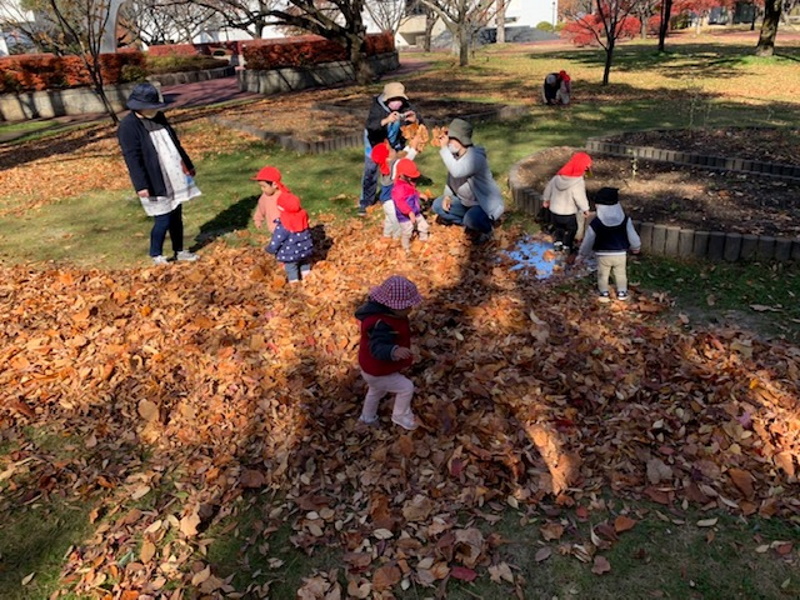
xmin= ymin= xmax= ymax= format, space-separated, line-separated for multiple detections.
xmin=253 ymin=192 xmax=281 ymax=232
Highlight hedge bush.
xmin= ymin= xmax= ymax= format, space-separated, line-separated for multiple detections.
xmin=147 ymin=44 xmax=200 ymax=57
xmin=244 ymin=32 xmax=395 ymax=70
xmin=0 ymin=51 xmax=145 ymax=93
xmin=146 ymin=54 xmax=229 ymax=74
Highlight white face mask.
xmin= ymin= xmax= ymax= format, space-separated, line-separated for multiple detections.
xmin=387 ymin=100 xmax=403 ymax=111
xmin=447 ymin=142 xmax=461 ymax=156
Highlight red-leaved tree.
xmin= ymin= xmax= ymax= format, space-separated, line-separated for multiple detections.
xmin=562 ymin=0 xmax=645 ymax=84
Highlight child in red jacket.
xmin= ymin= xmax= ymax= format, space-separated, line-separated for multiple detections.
xmin=355 ymin=276 xmax=423 ymax=431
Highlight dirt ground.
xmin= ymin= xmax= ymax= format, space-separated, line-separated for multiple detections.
xmin=223 ymin=95 xmax=508 ymax=141
xmin=516 ymin=129 xmax=800 ymax=238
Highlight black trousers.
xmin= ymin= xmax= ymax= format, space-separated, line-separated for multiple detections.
xmin=551 ymin=213 xmax=578 ymax=251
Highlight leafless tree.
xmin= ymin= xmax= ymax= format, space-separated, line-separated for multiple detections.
xmin=194 ymin=0 xmax=375 ymax=83
xmin=39 ymin=0 xmax=120 ymax=123
xmin=0 ymin=0 xmax=73 ymax=53
xmin=365 ymin=0 xmax=406 ymax=33
xmin=417 ymin=0 xmax=497 ymax=66
xmin=119 ymin=0 xmax=219 ymax=45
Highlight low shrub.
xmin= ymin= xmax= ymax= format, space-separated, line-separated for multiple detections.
xmin=147 ymin=44 xmax=199 ymax=57
xmin=0 ymin=51 xmax=146 ymax=93
xmin=145 ymin=54 xmax=229 ymax=74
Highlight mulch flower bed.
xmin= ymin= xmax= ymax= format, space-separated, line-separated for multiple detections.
xmin=516 ymin=131 xmax=800 ymax=238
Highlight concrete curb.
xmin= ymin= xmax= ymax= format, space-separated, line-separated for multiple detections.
xmin=508 ymin=147 xmax=800 ymax=263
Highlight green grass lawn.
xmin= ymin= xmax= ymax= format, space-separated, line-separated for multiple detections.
xmin=1 ymin=35 xmax=799 ymax=598
xmin=202 ymin=493 xmax=800 ymax=600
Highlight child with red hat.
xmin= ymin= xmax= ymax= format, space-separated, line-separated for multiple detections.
xmin=264 ymin=171 xmax=314 ymax=283
xmin=370 ymin=141 xmax=402 ymax=239
xmin=355 ymin=275 xmax=424 ymax=430
xmin=392 ymin=158 xmax=430 ymax=252
xmin=542 ymin=152 xmax=592 ymax=254
xmin=251 ymin=165 xmax=287 ymax=233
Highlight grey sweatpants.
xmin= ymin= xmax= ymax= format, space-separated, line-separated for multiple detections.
xmin=597 ymin=254 xmax=628 ymax=294
xmin=399 ymin=216 xmax=430 ymax=250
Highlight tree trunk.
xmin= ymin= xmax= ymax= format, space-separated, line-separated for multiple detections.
xmin=457 ymin=25 xmax=469 ymax=66
xmin=496 ymin=0 xmax=506 ymax=44
xmin=756 ymin=0 xmax=781 ymax=56
xmin=348 ymin=34 xmax=373 ymax=84
xmin=423 ymin=10 xmax=435 ymax=52
xmin=658 ymin=0 xmax=673 ymax=52
xmin=82 ymin=55 xmax=118 ymax=125
xmin=602 ymin=42 xmax=614 ymax=85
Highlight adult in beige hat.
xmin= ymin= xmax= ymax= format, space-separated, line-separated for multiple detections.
xmin=358 ymin=81 xmax=423 ymax=216
xmin=431 ymin=118 xmax=504 ymax=244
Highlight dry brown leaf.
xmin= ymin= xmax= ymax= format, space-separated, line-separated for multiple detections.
xmin=139 ymin=539 xmax=156 ymax=563
xmin=540 ymin=522 xmax=565 ymax=541
xmin=180 ymin=511 xmax=201 ymax=538
xmin=613 ymin=515 xmax=637 ymax=533
xmin=372 ymin=565 xmax=401 ymax=591
xmin=137 ymin=399 xmax=159 ymax=422
xmin=535 ymin=547 xmax=552 ymax=562
xmin=591 ymin=556 xmax=611 ymax=575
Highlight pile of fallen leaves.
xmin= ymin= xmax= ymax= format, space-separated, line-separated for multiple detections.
xmin=1 ymin=213 xmax=799 ymax=599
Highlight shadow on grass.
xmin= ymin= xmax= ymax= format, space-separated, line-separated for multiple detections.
xmin=192 ymin=194 xmax=259 ymax=251
xmin=0 ymin=499 xmax=93 ymax=599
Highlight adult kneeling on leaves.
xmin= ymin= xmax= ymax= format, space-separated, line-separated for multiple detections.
xmin=431 ymin=119 xmax=504 ymax=244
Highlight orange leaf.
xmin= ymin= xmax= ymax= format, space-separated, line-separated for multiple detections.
xmin=613 ymin=515 xmax=637 ymax=533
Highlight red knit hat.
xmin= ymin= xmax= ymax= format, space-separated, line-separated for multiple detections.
xmin=557 ymin=152 xmax=592 ymax=177
xmin=370 ymin=142 xmax=391 ymax=175
xmin=370 ymin=276 xmax=423 ymax=310
xmin=394 ymin=158 xmax=420 ymax=180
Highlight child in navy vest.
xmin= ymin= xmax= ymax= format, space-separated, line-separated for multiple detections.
xmin=579 ymin=187 xmax=641 ymax=302
xmin=355 ymin=276 xmax=423 ymax=430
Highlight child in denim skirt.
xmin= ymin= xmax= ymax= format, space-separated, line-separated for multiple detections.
xmin=265 ymin=193 xmax=313 ymax=283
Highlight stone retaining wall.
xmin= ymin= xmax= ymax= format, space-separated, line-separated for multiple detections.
xmin=0 ymin=66 xmax=233 ymax=121
xmin=237 ymin=52 xmax=399 ymax=95
xmin=147 ymin=65 xmax=234 ymax=87
xmin=509 ymin=148 xmax=800 ymax=263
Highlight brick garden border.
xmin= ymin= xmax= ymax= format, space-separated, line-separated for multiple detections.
xmin=211 ymin=102 xmax=528 ymax=155
xmin=508 ymin=146 xmax=800 ymax=263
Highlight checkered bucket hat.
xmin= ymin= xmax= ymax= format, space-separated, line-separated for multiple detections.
xmin=370 ymin=276 xmax=423 ymax=310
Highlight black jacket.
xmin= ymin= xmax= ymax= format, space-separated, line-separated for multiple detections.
xmin=364 ymin=95 xmax=423 ymax=149
xmin=117 ymin=112 xmax=194 ymax=197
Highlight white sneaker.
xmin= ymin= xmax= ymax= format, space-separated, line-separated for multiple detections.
xmin=152 ymin=255 xmax=169 ymax=265
xmin=358 ymin=415 xmax=379 ymax=427
xmin=391 ymin=413 xmax=419 ymax=431
xmin=175 ymin=250 xmax=198 ymax=262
